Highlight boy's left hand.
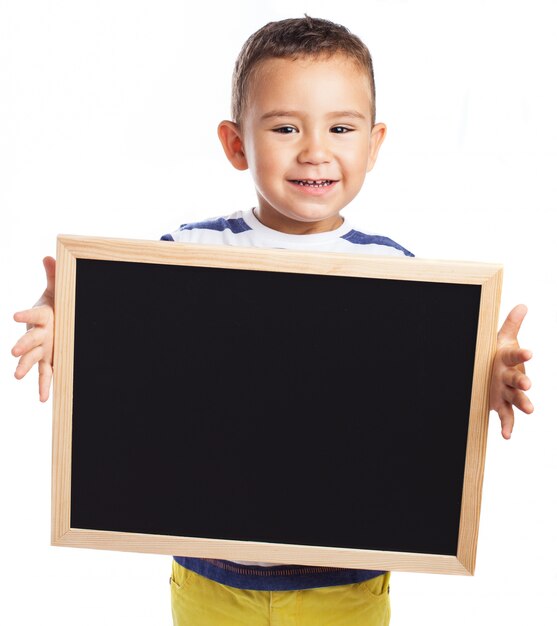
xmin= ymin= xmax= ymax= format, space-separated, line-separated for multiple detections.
xmin=489 ymin=304 xmax=534 ymax=439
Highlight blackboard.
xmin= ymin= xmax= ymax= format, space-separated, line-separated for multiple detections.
xmin=51 ymin=235 xmax=503 ymax=575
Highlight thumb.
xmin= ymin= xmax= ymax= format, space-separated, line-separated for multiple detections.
xmin=43 ymin=256 xmax=56 ymax=297
xmin=498 ymin=304 xmax=528 ymax=344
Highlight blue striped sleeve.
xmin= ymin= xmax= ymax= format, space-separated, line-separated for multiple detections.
xmin=179 ymin=217 xmax=251 ymax=234
xmin=341 ymin=230 xmax=414 ymax=257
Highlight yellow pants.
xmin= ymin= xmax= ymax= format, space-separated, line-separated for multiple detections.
xmin=170 ymin=560 xmax=391 ymax=626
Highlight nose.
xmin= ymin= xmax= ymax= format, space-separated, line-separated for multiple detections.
xmin=297 ymin=130 xmax=332 ymax=165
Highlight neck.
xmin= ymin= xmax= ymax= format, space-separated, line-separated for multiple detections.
xmin=253 ymin=208 xmax=344 ymax=235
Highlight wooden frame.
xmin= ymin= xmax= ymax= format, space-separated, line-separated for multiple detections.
xmin=52 ymin=235 xmax=503 ymax=576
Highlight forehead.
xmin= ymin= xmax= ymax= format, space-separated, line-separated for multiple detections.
xmin=247 ymin=54 xmax=373 ymax=121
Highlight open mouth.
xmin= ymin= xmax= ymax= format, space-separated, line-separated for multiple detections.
xmin=290 ymin=179 xmax=337 ymax=188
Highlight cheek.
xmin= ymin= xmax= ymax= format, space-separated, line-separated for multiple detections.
xmin=248 ymin=153 xmax=283 ymax=194
xmin=253 ymin=145 xmax=285 ymax=178
xmin=343 ymin=152 xmax=369 ymax=181
xmin=253 ymin=155 xmax=277 ymax=181
xmin=356 ymin=143 xmax=373 ymax=174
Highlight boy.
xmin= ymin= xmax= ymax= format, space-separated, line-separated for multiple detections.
xmin=13 ymin=15 xmax=533 ymax=626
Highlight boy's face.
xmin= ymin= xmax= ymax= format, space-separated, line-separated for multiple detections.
xmin=218 ymin=54 xmax=386 ymax=234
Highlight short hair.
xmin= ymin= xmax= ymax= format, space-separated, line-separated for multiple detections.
xmin=231 ymin=15 xmax=377 ymax=128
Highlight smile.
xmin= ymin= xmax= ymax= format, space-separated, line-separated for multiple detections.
xmin=290 ymin=179 xmax=336 ymax=188
xmin=288 ymin=179 xmax=339 ymax=196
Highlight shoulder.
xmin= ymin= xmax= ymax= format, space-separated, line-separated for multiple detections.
xmin=160 ymin=210 xmax=252 ymax=243
xmin=340 ymin=227 xmax=414 ymax=258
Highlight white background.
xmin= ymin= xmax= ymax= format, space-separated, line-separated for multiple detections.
xmin=2 ymin=0 xmax=556 ymax=624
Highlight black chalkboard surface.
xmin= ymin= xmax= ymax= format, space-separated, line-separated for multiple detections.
xmin=52 ymin=236 xmax=503 ymax=575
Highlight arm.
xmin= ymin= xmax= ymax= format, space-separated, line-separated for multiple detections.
xmin=12 ymin=256 xmax=56 ymax=402
xmin=489 ymin=304 xmax=534 ymax=439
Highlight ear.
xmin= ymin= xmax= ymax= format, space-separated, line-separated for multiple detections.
xmin=217 ymin=120 xmax=249 ymax=171
xmin=366 ymin=123 xmax=387 ymax=172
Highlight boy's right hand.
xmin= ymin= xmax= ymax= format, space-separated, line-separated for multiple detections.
xmin=12 ymin=256 xmax=56 ymax=402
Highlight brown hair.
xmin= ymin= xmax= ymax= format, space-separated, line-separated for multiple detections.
xmin=231 ymin=15 xmax=377 ymax=128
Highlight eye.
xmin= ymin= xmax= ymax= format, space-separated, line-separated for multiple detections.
xmin=273 ymin=126 xmax=297 ymax=134
xmin=330 ymin=126 xmax=353 ymax=134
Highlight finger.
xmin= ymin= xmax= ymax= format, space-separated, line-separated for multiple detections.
xmin=502 ymin=386 xmax=534 ymax=414
xmin=498 ymin=304 xmax=528 ymax=343
xmin=43 ymin=256 xmax=56 ymax=297
xmin=13 ymin=305 xmax=53 ymax=327
xmin=500 ymin=346 xmax=533 ymax=368
xmin=501 ymin=368 xmax=532 ymax=391
xmin=14 ymin=346 xmax=44 ymax=379
xmin=38 ymin=360 xmax=53 ymax=402
xmin=11 ymin=326 xmax=47 ymax=357
xmin=497 ymin=401 xmax=514 ymax=440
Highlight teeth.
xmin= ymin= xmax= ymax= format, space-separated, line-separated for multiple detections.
xmin=293 ymin=179 xmax=333 ymax=187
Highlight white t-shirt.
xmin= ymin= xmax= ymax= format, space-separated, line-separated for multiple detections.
xmin=161 ymin=207 xmax=414 ymax=259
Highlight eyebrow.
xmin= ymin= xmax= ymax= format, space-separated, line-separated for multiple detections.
xmin=260 ymin=110 xmax=367 ymax=121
